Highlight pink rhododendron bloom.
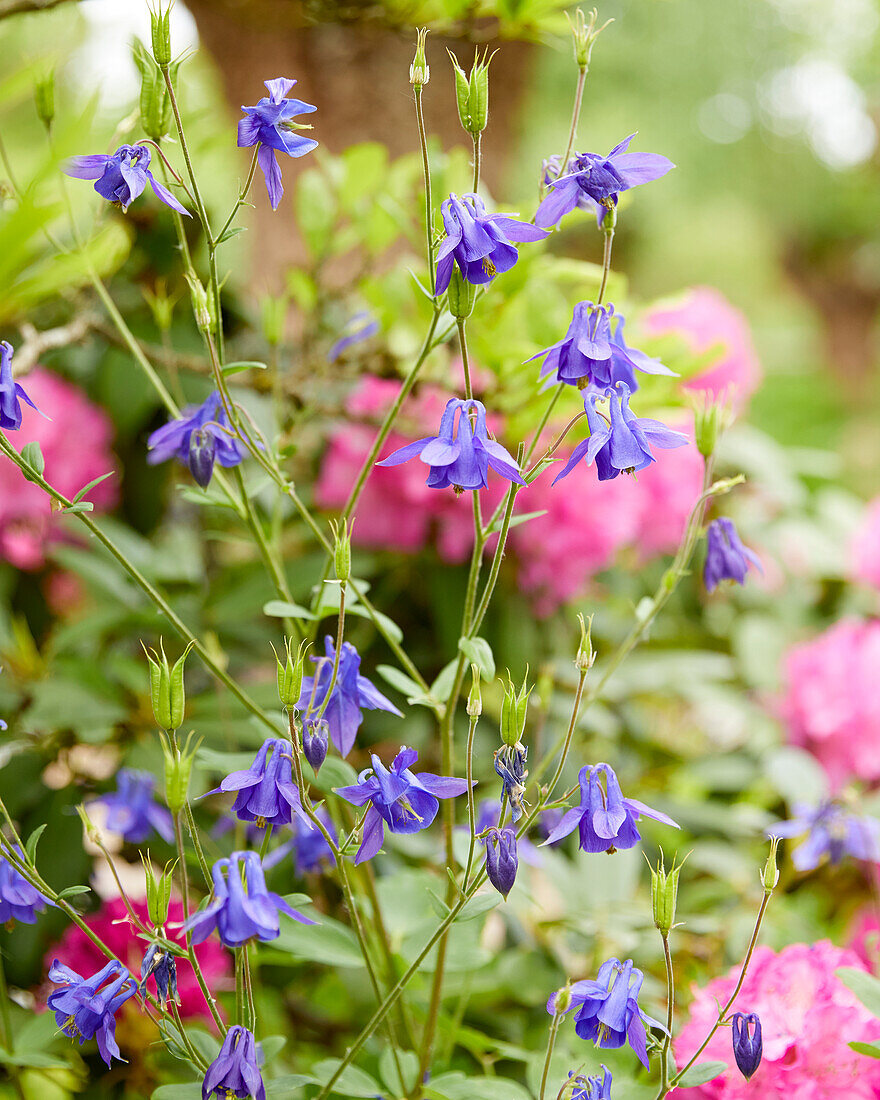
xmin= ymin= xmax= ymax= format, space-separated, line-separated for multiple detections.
xmin=781 ymin=618 xmax=880 ymax=790
xmin=644 ymin=287 xmax=762 ymax=409
xmin=0 ymin=369 xmax=117 ymax=569
xmin=851 ymin=498 xmax=880 ymax=591
xmin=629 ymin=423 xmax=704 ymax=559
xmin=674 ymin=941 xmax=880 ymax=1099
xmin=45 ymin=897 xmax=230 ymax=1020
xmin=848 ymin=908 xmax=880 ymax=971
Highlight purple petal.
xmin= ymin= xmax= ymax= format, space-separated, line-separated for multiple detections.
xmin=355 ymin=806 xmax=385 ymax=864
xmin=64 ymin=155 xmax=109 ymax=180
xmin=540 ymin=806 xmax=582 ymax=846
xmin=376 ymin=438 xmax=431 ymax=467
xmin=146 ymin=171 xmax=192 ymax=216
xmin=534 ymin=179 xmax=580 ymax=229
xmin=257 ymin=144 xmax=284 ymax=210
xmin=412 ymin=772 xmax=469 ymax=799
xmin=491 ymin=216 xmax=549 ymax=243
xmin=612 ymin=152 xmax=675 ymax=189
xmin=624 ymin=798 xmax=679 ymax=829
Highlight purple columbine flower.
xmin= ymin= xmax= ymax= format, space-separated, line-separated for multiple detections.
xmin=470 ymin=800 xmax=541 ymax=866
xmin=64 ymin=144 xmax=190 ymax=216
xmin=552 ymin=383 xmax=689 ymax=485
xmin=542 ymin=763 xmax=679 ymax=853
xmin=335 ymin=746 xmax=469 ymax=864
xmin=140 ymin=944 xmax=178 ymax=1009
xmin=485 ymin=826 xmax=518 ymax=898
xmin=0 ymin=847 xmax=52 ymax=924
xmin=184 ymin=850 xmax=314 ymax=947
xmin=238 ymin=77 xmax=318 ymax=211
xmin=731 ymin=1012 xmax=762 ymax=1080
xmin=265 ymin=809 xmax=337 ymax=875
xmin=302 ymin=716 xmax=329 ymax=773
xmin=296 ymin=636 xmax=402 ymax=758
xmin=202 ymin=1025 xmax=265 ymax=1100
xmin=570 ymin=1066 xmax=612 ymax=1100
xmin=529 ymin=303 xmax=675 ymax=391
xmin=204 ymin=738 xmax=312 ymax=831
xmin=434 ymin=192 xmax=548 ymax=295
xmin=378 ymin=397 xmax=525 ymax=493
xmin=535 ymin=135 xmax=674 ymax=229
xmin=0 ymin=342 xmax=40 ymax=431
xmin=147 ymin=391 xmax=245 ymax=488
xmin=494 ymin=742 xmax=528 ymax=822
xmin=548 ymin=957 xmax=664 ymax=1068
xmin=90 ymin=768 xmax=174 ymax=844
xmin=767 ymin=800 xmax=880 ymax=871
xmin=328 ymin=312 xmax=380 ymax=362
xmin=703 ymin=517 xmax=762 ymax=592
xmin=47 ymin=959 xmax=137 ymax=1067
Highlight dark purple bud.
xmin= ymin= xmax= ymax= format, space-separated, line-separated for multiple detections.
xmin=485 ymin=826 xmax=518 ymax=899
xmin=188 ymin=427 xmax=216 ymax=488
xmin=303 ymin=717 xmax=329 ymax=773
xmin=731 ymin=1012 xmax=762 ymax=1080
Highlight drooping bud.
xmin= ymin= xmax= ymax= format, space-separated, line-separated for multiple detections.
xmin=34 ymin=70 xmax=55 ymax=130
xmin=302 ymin=716 xmax=329 ymax=774
xmin=330 ymin=519 xmax=352 ymax=583
xmin=145 ymin=640 xmax=192 ymax=731
xmin=762 ymin=835 xmax=780 ymax=894
xmin=188 ymin=428 xmax=216 ymax=489
xmin=731 ymin=1012 xmax=762 ymax=1080
xmin=447 ymin=47 xmax=496 ymax=137
xmin=650 ymin=851 xmax=683 ymax=936
xmin=447 ymin=268 xmax=476 ymax=320
xmin=566 ymin=7 xmax=613 ymax=73
xmin=466 ymin=663 xmax=482 ymax=718
xmin=142 ymin=853 xmax=176 ymax=927
xmin=161 ymin=730 xmax=199 ymax=815
xmin=150 ymin=1 xmax=173 ymax=67
xmin=485 ymin=826 xmax=518 ymax=898
xmin=575 ymin=613 xmax=595 ymax=672
xmin=273 ymin=638 xmax=307 ymax=710
xmin=500 ymin=669 xmax=531 ymax=747
xmin=410 ymin=27 xmax=430 ymax=87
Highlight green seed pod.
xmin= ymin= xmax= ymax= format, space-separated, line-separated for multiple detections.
xmin=500 ymin=669 xmax=532 ymax=746
xmin=410 ymin=27 xmax=430 ymax=87
xmin=151 ymin=2 xmax=173 ymax=67
xmin=34 ymin=70 xmax=55 ymax=130
xmin=693 ymin=393 xmax=732 ymax=459
xmin=330 ymin=519 xmax=352 ymax=583
xmin=575 ymin=612 xmax=595 ymax=672
xmin=650 ymin=851 xmax=684 ymax=935
xmin=763 ymin=835 xmax=780 ymax=894
xmin=447 ymin=48 xmax=496 ymax=136
xmin=146 ymin=640 xmax=192 ymax=731
xmin=142 ymin=853 xmax=176 ymax=927
xmin=273 ymin=638 xmax=308 ymax=710
xmin=567 ymin=7 xmax=614 ymax=73
xmin=162 ymin=730 xmax=199 ymax=815
xmin=447 ymin=268 xmax=476 ymax=320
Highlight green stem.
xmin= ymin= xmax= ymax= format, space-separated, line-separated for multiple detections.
xmin=414 ymin=84 xmax=436 ymax=290
xmin=215 ymin=146 xmax=260 ymax=247
xmin=183 ymin=802 xmax=212 ymax=890
xmin=656 ymin=933 xmax=675 ymax=1099
xmin=462 ymin=712 xmax=480 ymax=890
xmin=539 ymin=1015 xmax=561 ymax=1100
xmin=472 ymin=131 xmax=482 ymax=194
xmin=596 ymin=217 xmax=615 ymax=305
xmin=457 ymin=319 xmax=473 ymax=400
xmin=558 ymin=67 xmax=587 ymax=179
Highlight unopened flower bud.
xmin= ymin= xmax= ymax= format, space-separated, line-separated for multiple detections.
xmin=273 ymin=638 xmax=307 ymax=710
xmin=693 ymin=393 xmax=732 ymax=459
xmin=75 ymin=804 xmax=101 ymax=847
xmin=448 ymin=47 xmax=495 ymax=136
xmin=142 ymin=853 xmax=176 ymax=927
xmin=34 ymin=70 xmax=55 ymax=130
xmin=650 ymin=851 xmax=683 ymax=935
xmin=146 ymin=640 xmax=192 ymax=731
xmin=567 ymin=7 xmax=613 ymax=72
xmin=185 ymin=273 xmax=211 ymax=333
xmin=410 ymin=27 xmax=430 ymax=87
xmin=762 ymin=835 xmax=780 ymax=894
xmin=161 ymin=730 xmax=199 ymax=814
xmin=485 ymin=826 xmax=518 ymax=898
xmin=731 ymin=1012 xmax=762 ymax=1080
xmin=467 ymin=664 xmax=482 ymax=718
xmin=150 ymin=2 xmax=173 ymax=67
xmin=552 ymin=983 xmax=573 ymax=1016
xmin=447 ymin=268 xmax=476 ymax=320
xmin=575 ymin=613 xmax=595 ymax=671
xmin=330 ymin=519 xmax=352 ymax=583
xmin=302 ymin=716 xmax=329 ymax=773
xmin=500 ymin=670 xmax=531 ymax=746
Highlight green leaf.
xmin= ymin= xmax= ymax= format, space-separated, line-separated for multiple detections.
xmin=430 ymin=659 xmax=459 ymax=702
xmin=265 ymin=1075 xmax=314 ymax=1095
xmin=222 ymin=360 xmax=268 ymax=376
xmin=375 ymin=665 xmax=423 ymax=699
xmin=0 ymin=1050 xmax=70 ymax=1069
xmin=262 ymin=599 xmax=316 ymax=620
xmin=378 ymin=1048 xmax=419 ymax=1094
xmin=346 ymin=602 xmax=403 ymax=643
xmin=71 ymin=471 xmax=115 ymax=504
xmin=459 ymin=889 xmax=500 ymax=922
xmin=677 ymin=1061 xmax=728 ymax=1087
xmin=850 ymin=1041 xmax=880 ymax=1059
xmin=425 ymin=1072 xmax=532 ymax=1100
xmin=838 ymin=967 xmax=880 ymax=1019
xmin=151 ymin=1086 xmax=202 ymax=1100
xmin=271 ymin=913 xmax=365 ymax=968
xmin=458 ymin=636 xmax=495 ymax=681
xmin=216 ymin=226 xmax=247 ymax=245
xmin=61 ymin=501 xmax=94 ymax=514
xmin=311 ymin=1059 xmax=381 ymax=1098
xmin=20 ymin=441 xmax=44 ymax=476
xmin=56 ymin=884 xmax=91 ymax=899
xmin=24 ymin=823 xmax=47 ymax=863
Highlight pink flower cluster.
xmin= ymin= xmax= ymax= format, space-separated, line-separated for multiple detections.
xmin=781 ymin=618 xmax=880 ymax=790
xmin=674 ymin=941 xmax=880 ymax=1099
xmin=0 ymin=369 xmax=117 ymax=569
xmin=45 ymin=897 xmax=231 ymax=1019
xmin=851 ymin=498 xmax=880 ymax=591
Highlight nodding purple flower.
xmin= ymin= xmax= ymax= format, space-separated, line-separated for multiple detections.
xmin=64 ymin=143 xmax=190 ymax=216
xmin=552 ymin=383 xmax=689 ymax=485
xmin=469 ymin=800 xmax=542 ymax=866
xmin=205 ymin=738 xmax=312 ymax=830
xmin=529 ymin=303 xmax=675 ymax=391
xmin=335 ymin=746 xmax=469 ymax=864
xmin=184 ymin=850 xmax=314 ymax=947
xmin=494 ymin=742 xmax=528 ymax=822
xmin=140 ymin=944 xmax=178 ymax=1009
xmin=548 ymin=957 xmax=665 ymax=1068
xmin=90 ymin=768 xmax=174 ymax=844
xmin=296 ymin=636 xmax=402 ymax=758
xmin=731 ymin=1012 xmax=762 ymax=1080
xmin=302 ymin=715 xmax=329 ymax=773
xmin=147 ymin=392 xmax=245 ymax=489
xmin=767 ymin=800 xmax=880 ymax=871
xmin=570 ymin=1066 xmax=613 ymax=1100
xmin=328 ymin=312 xmax=380 ymax=362
xmin=202 ymin=1025 xmax=265 ymax=1100
xmin=542 ymin=763 xmax=679 ymax=854
xmin=265 ymin=809 xmax=337 ymax=875
xmin=703 ymin=517 xmax=762 ymax=592
xmin=0 ymin=342 xmax=41 ymax=431
xmin=485 ymin=826 xmax=518 ymax=898
xmin=535 ymin=135 xmax=674 ymax=229
xmin=377 ymin=397 xmax=524 ymax=493
xmin=0 ymin=847 xmax=52 ymax=924
xmin=238 ymin=77 xmax=318 ymax=211
xmin=47 ymin=959 xmax=137 ymax=1067
xmin=434 ymin=192 xmax=548 ymax=295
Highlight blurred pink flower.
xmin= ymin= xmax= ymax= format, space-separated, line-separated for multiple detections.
xmin=674 ymin=941 xmax=880 ymax=1099
xmin=851 ymin=498 xmax=880 ymax=591
xmin=629 ymin=422 xmax=704 ymax=559
xmin=644 ymin=287 xmax=762 ymax=408
xmin=45 ymin=897 xmax=230 ymax=1019
xmin=0 ymin=369 xmax=117 ymax=569
xmin=847 ymin=908 xmax=880 ymax=971
xmin=781 ymin=619 xmax=880 ymax=791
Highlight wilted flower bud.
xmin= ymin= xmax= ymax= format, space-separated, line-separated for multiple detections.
xmin=161 ymin=730 xmax=199 ymax=814
xmin=500 ymin=670 xmax=531 ymax=747
xmin=34 ymin=70 xmax=55 ymax=130
xmin=762 ymin=834 xmax=780 ymax=894
xmin=448 ymin=47 xmax=496 ymax=136
xmin=485 ymin=826 xmax=518 ymax=898
xmin=146 ymin=640 xmax=192 ymax=731
xmin=142 ymin=854 xmax=176 ymax=927
xmin=150 ymin=2 xmax=173 ymax=67
xmin=575 ymin=612 xmax=595 ymax=672
xmin=302 ymin=716 xmax=329 ymax=773
xmin=273 ymin=638 xmax=307 ymax=710
xmin=447 ymin=268 xmax=476 ymax=320
xmin=141 ymin=943 xmax=178 ymax=1008
xmin=410 ymin=27 xmax=430 ymax=87
xmin=567 ymin=7 xmax=613 ymax=72
xmin=330 ymin=519 xmax=352 ymax=583
xmin=731 ymin=1012 xmax=762 ymax=1080
xmin=467 ymin=664 xmax=482 ymax=718
xmin=650 ymin=851 xmax=683 ymax=935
